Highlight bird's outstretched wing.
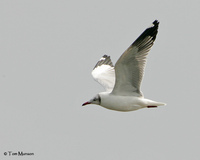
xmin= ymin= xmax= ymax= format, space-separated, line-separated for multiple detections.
xmin=111 ymin=20 xmax=159 ymax=96
xmin=91 ymin=55 xmax=115 ymax=92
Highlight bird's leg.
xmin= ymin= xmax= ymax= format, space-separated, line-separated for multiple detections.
xmin=147 ymin=106 xmax=157 ymax=108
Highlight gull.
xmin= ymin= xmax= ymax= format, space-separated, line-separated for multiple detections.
xmin=82 ymin=20 xmax=166 ymax=112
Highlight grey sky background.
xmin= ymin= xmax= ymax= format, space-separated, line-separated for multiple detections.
xmin=1 ymin=0 xmax=200 ymax=159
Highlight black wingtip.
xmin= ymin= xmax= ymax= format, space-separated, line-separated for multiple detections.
xmin=93 ymin=55 xmax=114 ymax=69
xmin=102 ymin=54 xmax=109 ymax=58
xmin=153 ymin=20 xmax=159 ymax=26
xmin=150 ymin=20 xmax=159 ymax=41
xmin=132 ymin=20 xmax=159 ymax=47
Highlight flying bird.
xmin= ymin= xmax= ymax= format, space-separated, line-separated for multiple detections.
xmin=82 ymin=20 xmax=166 ymax=111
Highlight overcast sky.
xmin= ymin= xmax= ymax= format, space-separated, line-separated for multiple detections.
xmin=1 ymin=0 xmax=200 ymax=160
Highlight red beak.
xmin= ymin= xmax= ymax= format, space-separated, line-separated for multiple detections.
xmin=82 ymin=102 xmax=91 ymax=106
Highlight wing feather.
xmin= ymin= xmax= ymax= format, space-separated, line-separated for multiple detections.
xmin=111 ymin=20 xmax=159 ymax=96
xmin=92 ymin=55 xmax=115 ymax=92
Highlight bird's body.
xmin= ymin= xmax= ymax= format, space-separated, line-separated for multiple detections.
xmin=99 ymin=92 xmax=165 ymax=111
xmin=82 ymin=20 xmax=166 ymax=112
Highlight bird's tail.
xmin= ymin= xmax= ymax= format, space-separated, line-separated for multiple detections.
xmin=146 ymin=100 xmax=166 ymax=108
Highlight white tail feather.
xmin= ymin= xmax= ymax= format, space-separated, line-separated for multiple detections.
xmin=146 ymin=99 xmax=166 ymax=107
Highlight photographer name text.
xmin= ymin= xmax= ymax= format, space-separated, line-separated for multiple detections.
xmin=4 ymin=151 xmax=34 ymax=156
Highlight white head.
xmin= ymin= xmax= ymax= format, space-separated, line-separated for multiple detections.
xmin=82 ymin=94 xmax=101 ymax=106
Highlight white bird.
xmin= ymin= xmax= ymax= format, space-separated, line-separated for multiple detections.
xmin=82 ymin=20 xmax=166 ymax=112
